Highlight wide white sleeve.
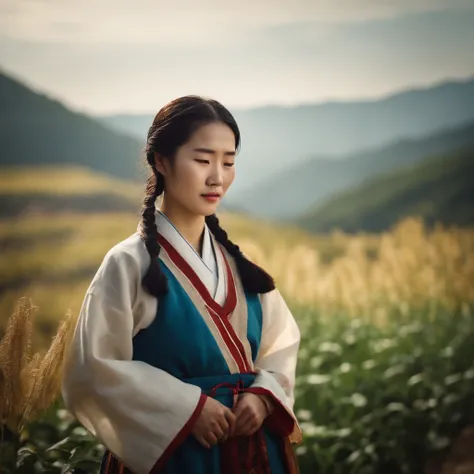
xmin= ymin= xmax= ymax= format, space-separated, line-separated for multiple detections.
xmin=248 ymin=288 xmax=302 ymax=443
xmin=61 ymin=248 xmax=206 ymax=474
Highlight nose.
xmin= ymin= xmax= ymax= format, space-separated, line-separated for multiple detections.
xmin=207 ymin=163 xmax=224 ymax=187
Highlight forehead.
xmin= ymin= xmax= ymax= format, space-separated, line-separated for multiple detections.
xmin=186 ymin=122 xmax=236 ymax=150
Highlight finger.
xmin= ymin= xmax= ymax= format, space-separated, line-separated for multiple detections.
xmin=247 ymin=422 xmax=262 ymax=436
xmin=205 ymin=431 xmax=219 ymax=447
xmin=233 ymin=402 xmax=247 ymax=419
xmin=237 ymin=419 xmax=259 ymax=437
xmin=233 ymin=411 xmax=248 ymax=434
xmin=217 ymin=420 xmax=229 ymax=442
xmin=197 ymin=435 xmax=211 ymax=449
xmin=217 ymin=414 xmax=229 ymax=436
xmin=234 ymin=413 xmax=253 ymax=436
xmin=224 ymin=409 xmax=236 ymax=437
xmin=212 ymin=424 xmax=225 ymax=441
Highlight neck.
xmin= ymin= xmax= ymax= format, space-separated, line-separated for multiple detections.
xmin=158 ymin=198 xmax=206 ymax=255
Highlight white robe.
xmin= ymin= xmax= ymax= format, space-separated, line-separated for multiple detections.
xmin=61 ymin=211 xmax=302 ymax=474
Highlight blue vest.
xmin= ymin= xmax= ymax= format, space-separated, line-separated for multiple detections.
xmin=130 ymin=260 xmax=287 ymax=474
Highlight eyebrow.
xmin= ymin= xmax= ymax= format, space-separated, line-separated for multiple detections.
xmin=193 ymin=147 xmax=236 ymax=157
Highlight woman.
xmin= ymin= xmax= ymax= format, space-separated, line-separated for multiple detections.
xmin=62 ymin=96 xmax=302 ymax=474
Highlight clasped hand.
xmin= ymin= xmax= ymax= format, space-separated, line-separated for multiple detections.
xmin=192 ymin=393 xmax=269 ymax=448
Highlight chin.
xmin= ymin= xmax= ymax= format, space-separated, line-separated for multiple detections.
xmin=191 ymin=204 xmax=219 ymax=217
xmin=201 ymin=205 xmax=219 ymax=216
xmin=205 ymin=205 xmax=221 ymax=216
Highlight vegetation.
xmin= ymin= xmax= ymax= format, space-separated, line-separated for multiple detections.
xmin=294 ymin=303 xmax=474 ymax=473
xmin=0 ymin=209 xmax=473 ymax=473
xmin=240 ymin=120 xmax=474 ymax=221
xmin=0 ymin=166 xmax=143 ymax=218
xmin=297 ymin=149 xmax=474 ymax=233
xmin=0 ymin=299 xmax=99 ymax=473
xmin=0 ymin=72 xmax=143 ymax=181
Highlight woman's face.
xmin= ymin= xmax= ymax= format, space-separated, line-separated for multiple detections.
xmin=155 ymin=121 xmax=236 ymax=217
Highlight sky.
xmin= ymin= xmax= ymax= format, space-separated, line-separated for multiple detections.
xmin=0 ymin=0 xmax=474 ymax=114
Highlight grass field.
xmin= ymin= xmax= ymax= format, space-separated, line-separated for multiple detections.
xmin=0 ymin=166 xmax=142 ymax=199
xmin=0 ymin=209 xmax=473 ymax=347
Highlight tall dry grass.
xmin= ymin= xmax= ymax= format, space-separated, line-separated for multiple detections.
xmin=237 ymin=217 xmax=474 ymax=321
xmin=1 ymin=214 xmax=472 ymax=348
xmin=0 ymin=297 xmax=74 ymax=433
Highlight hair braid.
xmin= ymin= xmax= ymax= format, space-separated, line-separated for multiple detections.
xmin=140 ymin=162 xmax=168 ymax=296
xmin=205 ymin=214 xmax=275 ymax=294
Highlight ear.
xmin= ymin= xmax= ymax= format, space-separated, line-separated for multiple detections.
xmin=154 ymin=152 xmax=168 ymax=176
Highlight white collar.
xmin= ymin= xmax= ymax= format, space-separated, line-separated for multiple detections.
xmin=135 ymin=211 xmax=227 ymax=304
xmin=156 ymin=210 xmax=217 ymax=277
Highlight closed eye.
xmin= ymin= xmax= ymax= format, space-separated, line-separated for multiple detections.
xmin=194 ymin=159 xmax=209 ymax=164
xmin=224 ymin=163 xmax=235 ymax=167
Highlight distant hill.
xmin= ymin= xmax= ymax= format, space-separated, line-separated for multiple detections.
xmin=236 ymin=120 xmax=474 ymax=220
xmin=0 ymin=166 xmax=142 ymax=217
xmin=296 ymin=149 xmax=474 ymax=233
xmin=100 ymin=77 xmax=474 ymax=194
xmin=0 ymin=72 xmax=143 ymax=180
xmin=0 ymin=165 xmax=238 ymax=217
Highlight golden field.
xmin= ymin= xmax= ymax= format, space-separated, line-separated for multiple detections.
xmin=0 ymin=209 xmax=472 ymax=349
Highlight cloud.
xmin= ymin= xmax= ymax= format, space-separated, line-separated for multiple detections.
xmin=0 ymin=2 xmax=473 ymax=113
xmin=0 ymin=0 xmax=473 ymax=44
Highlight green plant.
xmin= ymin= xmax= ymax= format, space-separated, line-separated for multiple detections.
xmin=293 ymin=303 xmax=474 ymax=473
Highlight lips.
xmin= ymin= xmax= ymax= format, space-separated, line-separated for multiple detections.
xmin=201 ymin=193 xmax=221 ymax=203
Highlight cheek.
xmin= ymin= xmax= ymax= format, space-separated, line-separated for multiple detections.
xmin=172 ymin=162 xmax=201 ymax=187
xmin=223 ymin=168 xmax=235 ymax=189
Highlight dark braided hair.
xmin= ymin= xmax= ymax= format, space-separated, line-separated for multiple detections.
xmin=140 ymin=95 xmax=275 ymax=297
xmin=140 ymin=168 xmax=168 ymax=295
xmin=205 ymin=214 xmax=275 ymax=293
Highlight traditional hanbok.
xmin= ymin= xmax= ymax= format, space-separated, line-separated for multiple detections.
xmin=62 ymin=210 xmax=302 ymax=474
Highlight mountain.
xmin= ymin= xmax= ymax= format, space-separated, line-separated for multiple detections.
xmin=0 ymin=72 xmax=143 ymax=180
xmin=235 ymin=120 xmax=474 ymax=220
xmin=296 ymin=148 xmax=474 ymax=233
xmin=99 ymin=77 xmax=474 ymax=194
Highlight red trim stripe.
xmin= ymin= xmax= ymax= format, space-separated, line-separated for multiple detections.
xmin=209 ymin=302 xmax=251 ymax=373
xmin=104 ymin=451 xmax=112 ymax=473
xmin=206 ymin=304 xmax=249 ymax=373
xmin=150 ymin=393 xmax=208 ymax=473
xmin=158 ymin=234 xmax=236 ymax=317
xmin=158 ymin=233 xmax=251 ymax=372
